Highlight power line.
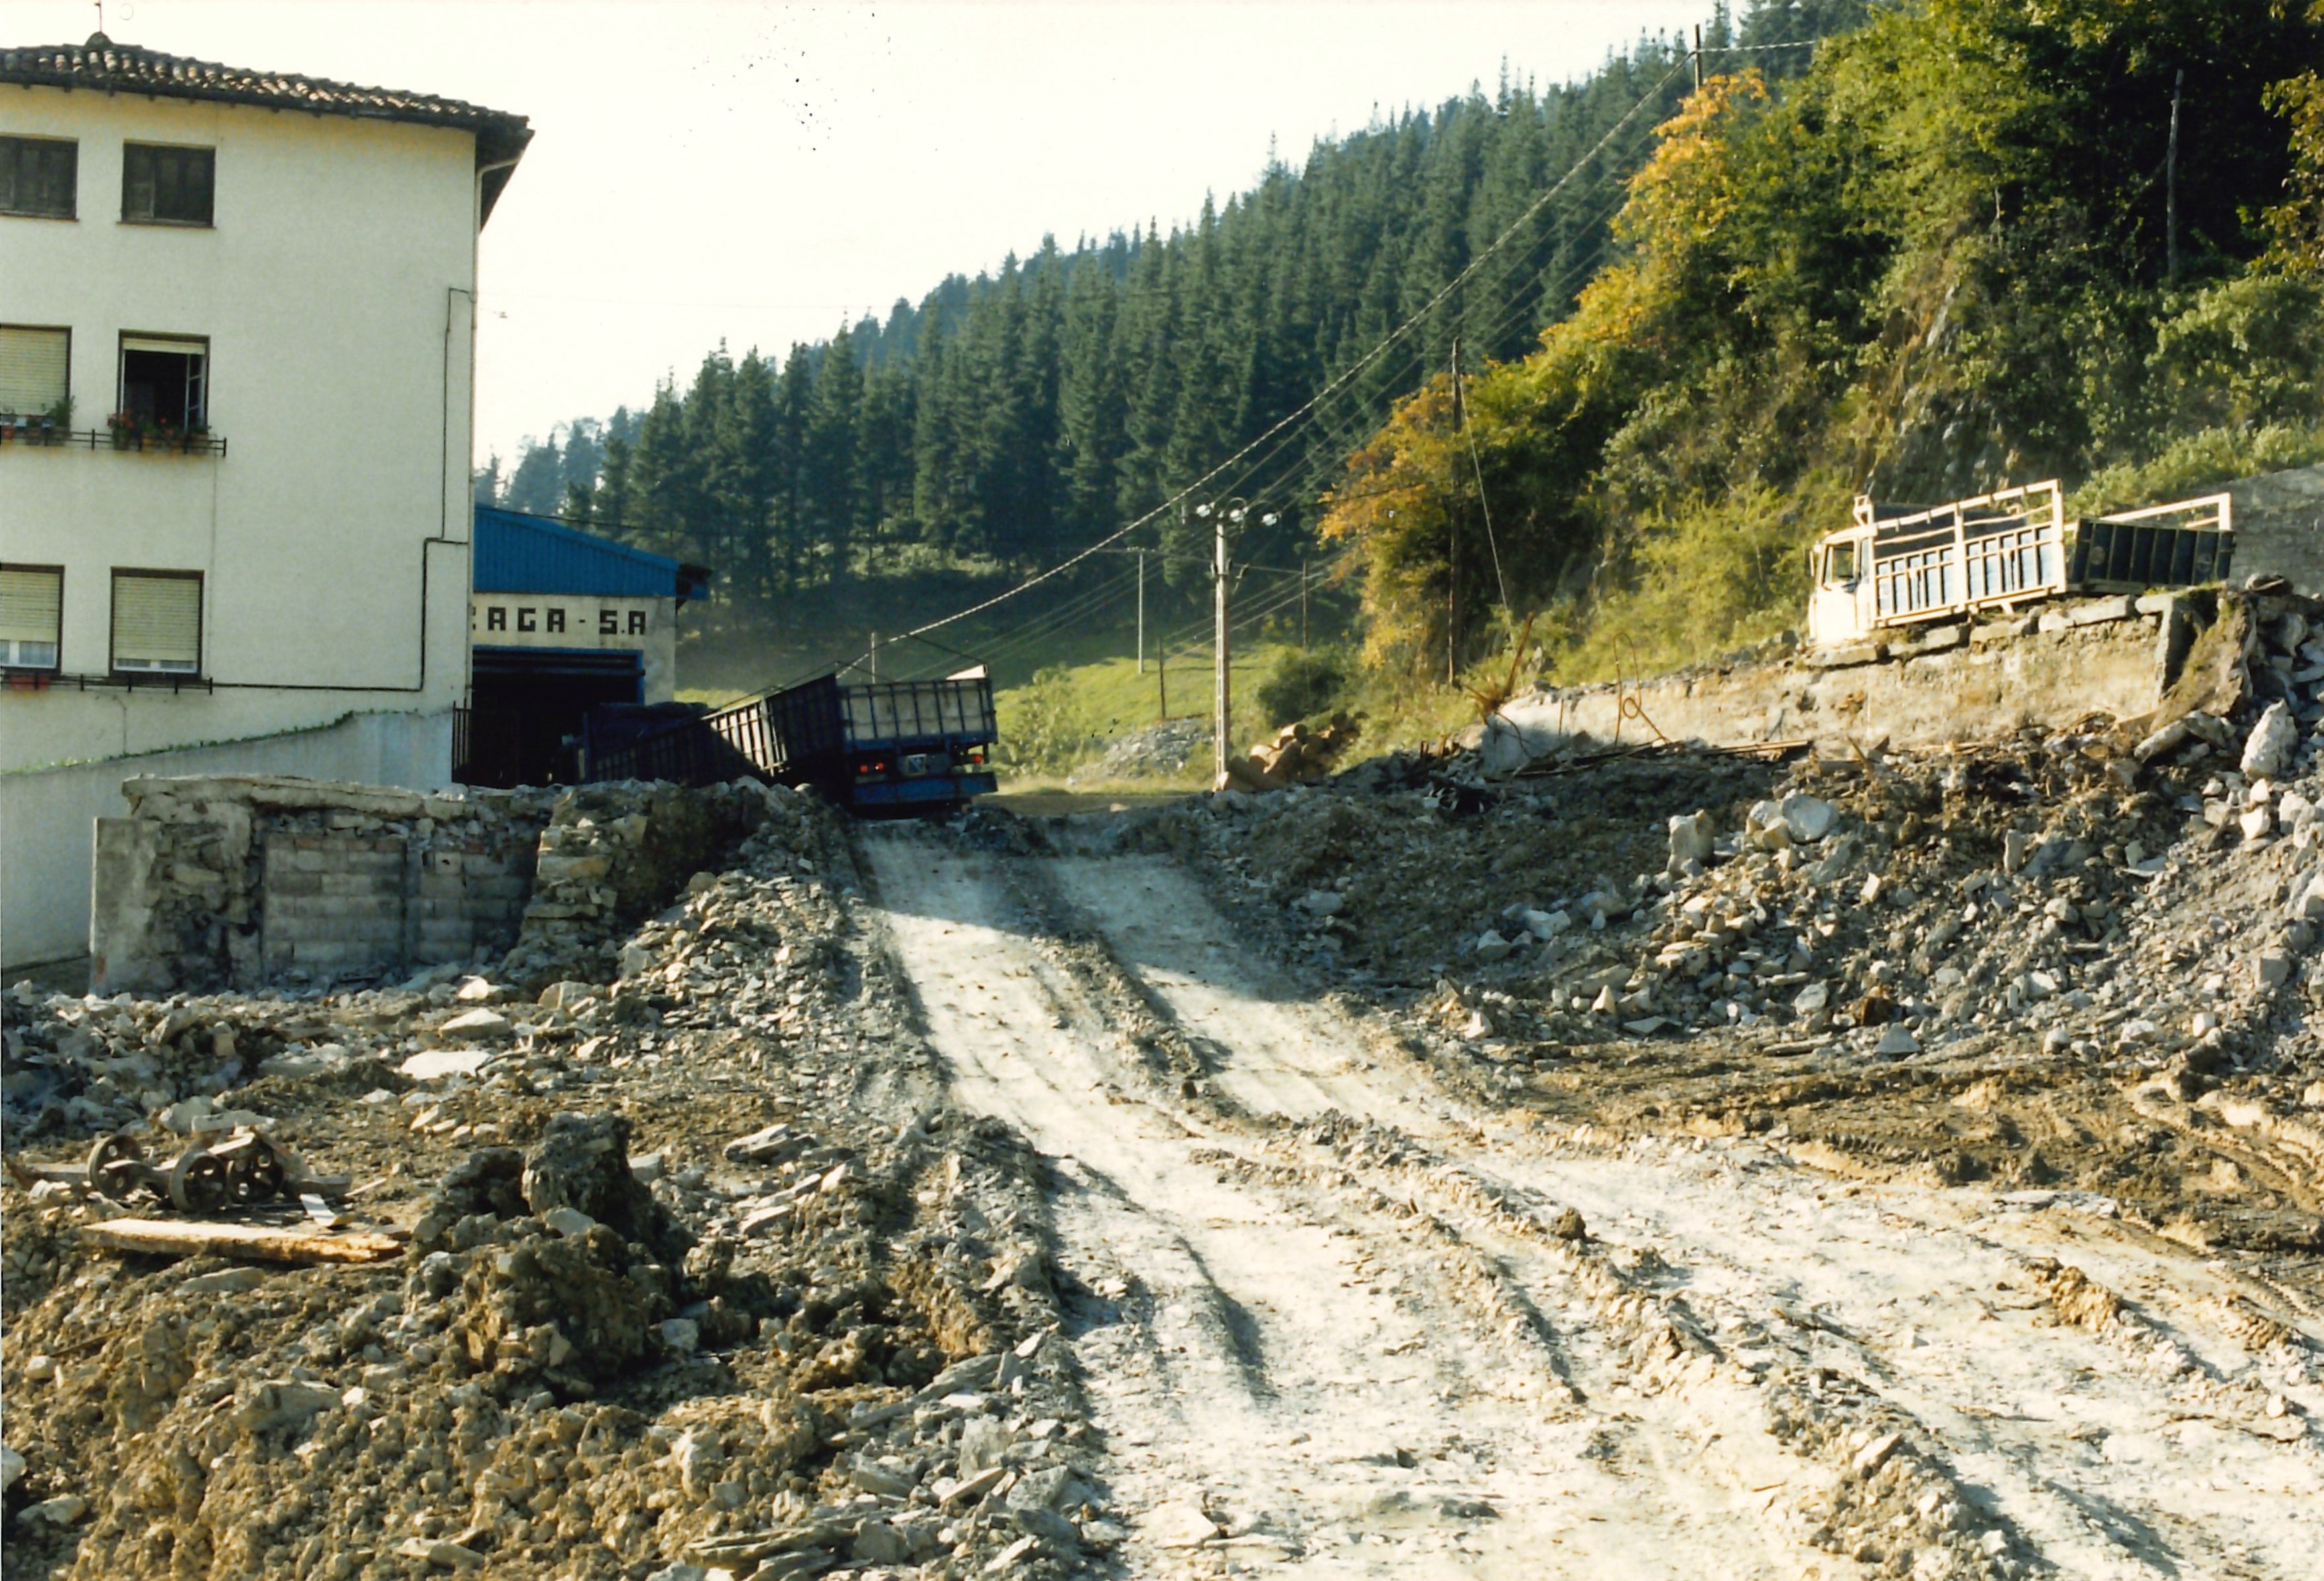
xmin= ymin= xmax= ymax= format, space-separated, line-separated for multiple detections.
xmin=1170 ymin=165 xmax=1647 ymax=525
xmin=883 ymin=53 xmax=1695 ymax=652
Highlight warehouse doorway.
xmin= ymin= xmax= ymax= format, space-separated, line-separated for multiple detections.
xmin=459 ymin=647 xmax=643 ymax=787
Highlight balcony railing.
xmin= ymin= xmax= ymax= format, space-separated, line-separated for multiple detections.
xmin=0 ymin=422 xmax=228 ymax=457
xmin=2 ymin=668 xmax=214 ymax=693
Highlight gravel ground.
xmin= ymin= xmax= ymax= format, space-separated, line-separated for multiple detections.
xmin=3 ymin=796 xmax=1098 ymax=1581
xmin=7 ymin=624 xmax=2324 ymax=1579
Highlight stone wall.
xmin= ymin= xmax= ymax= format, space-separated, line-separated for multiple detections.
xmin=86 ymin=774 xmax=781 ymax=996
xmin=497 ymin=781 xmax=777 ymax=993
xmin=90 ymin=777 xmax=550 ymax=995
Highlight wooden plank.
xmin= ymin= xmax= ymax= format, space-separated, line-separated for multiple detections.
xmin=80 ymin=1218 xmax=403 ymax=1265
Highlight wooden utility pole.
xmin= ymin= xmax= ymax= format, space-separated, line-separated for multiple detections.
xmin=2166 ymin=68 xmax=2183 ymax=288
xmin=1300 ymin=558 xmax=1310 ymax=651
xmin=1214 ymin=507 xmax=1231 ymax=783
xmin=1692 ymin=24 xmax=1703 ymax=92
xmin=1158 ymin=641 xmax=1167 ymax=722
xmin=1447 ymin=340 xmax=1461 ymax=685
xmin=1135 ymin=549 xmax=1146 ymax=675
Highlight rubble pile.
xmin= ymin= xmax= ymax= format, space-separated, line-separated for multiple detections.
xmin=1124 ymin=594 xmax=2324 ymax=1249
xmin=1069 ymin=718 xmax=1208 ymax=783
xmin=497 ymin=780 xmax=783 ymax=993
xmin=3 ymin=985 xmax=400 ymax=1149
xmin=3 ymin=790 xmax=1105 ymax=1581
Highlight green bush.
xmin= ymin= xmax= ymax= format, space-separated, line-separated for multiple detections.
xmin=1255 ymin=648 xmax=1350 ymax=727
xmin=2071 ymin=421 xmax=2324 ymax=517
xmin=994 ymin=666 xmax=1096 ymax=775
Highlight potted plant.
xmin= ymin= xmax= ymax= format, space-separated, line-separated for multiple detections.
xmin=108 ymin=411 xmax=141 ymax=451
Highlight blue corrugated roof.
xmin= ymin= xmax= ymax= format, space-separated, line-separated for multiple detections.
xmin=472 ymin=507 xmax=710 ymax=599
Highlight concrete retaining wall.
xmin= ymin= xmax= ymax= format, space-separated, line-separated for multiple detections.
xmin=2229 ymin=462 xmax=2324 ymax=596
xmin=0 ymin=709 xmax=454 ymax=974
xmin=1483 ymin=596 xmax=2189 ymax=771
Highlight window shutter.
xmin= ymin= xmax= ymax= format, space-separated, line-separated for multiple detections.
xmin=0 ymin=326 xmax=69 ymax=415
xmin=0 ymin=567 xmax=62 ymax=645
xmin=113 ymin=574 xmax=202 ymax=668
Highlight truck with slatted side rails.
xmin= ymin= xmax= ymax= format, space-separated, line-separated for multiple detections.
xmin=580 ymin=668 xmax=1000 ymax=815
xmin=1806 ymin=479 xmax=2234 ymax=649
xmin=758 ymin=670 xmax=1000 ymax=813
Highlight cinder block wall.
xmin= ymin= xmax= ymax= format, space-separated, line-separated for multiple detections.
xmin=86 ymin=774 xmax=780 ymax=995
xmin=92 ymin=776 xmax=547 ymax=993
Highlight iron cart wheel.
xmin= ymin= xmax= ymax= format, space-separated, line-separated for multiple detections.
xmin=167 ymin=1147 xmax=230 ymax=1213
xmin=85 ymin=1131 xmax=147 ymax=1200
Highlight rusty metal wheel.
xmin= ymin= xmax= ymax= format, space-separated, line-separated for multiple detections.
xmin=85 ymin=1131 xmax=147 ymax=1200
xmin=219 ymin=1134 xmax=287 ymax=1205
xmin=166 ymin=1147 xmax=229 ymax=1214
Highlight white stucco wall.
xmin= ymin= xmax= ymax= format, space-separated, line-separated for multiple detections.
xmin=0 ymin=706 xmax=457 ymax=973
xmin=0 ymin=86 xmax=483 ymax=771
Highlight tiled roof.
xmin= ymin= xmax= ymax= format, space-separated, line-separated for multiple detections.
xmin=1 ymin=34 xmax=531 ymax=217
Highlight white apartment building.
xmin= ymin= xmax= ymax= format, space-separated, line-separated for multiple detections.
xmin=0 ymin=34 xmax=528 ymax=969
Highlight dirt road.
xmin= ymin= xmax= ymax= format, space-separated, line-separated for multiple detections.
xmin=862 ymin=825 xmax=2324 ymax=1579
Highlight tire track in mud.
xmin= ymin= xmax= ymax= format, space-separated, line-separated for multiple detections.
xmin=1041 ymin=847 xmax=2324 ymax=1581
xmin=862 ymin=828 xmax=1845 ymax=1577
xmin=863 ymin=828 xmax=2324 ymax=1578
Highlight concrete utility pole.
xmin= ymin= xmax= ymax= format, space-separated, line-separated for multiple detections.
xmin=868 ymin=632 xmax=879 ymax=683
xmin=1136 ymin=549 xmax=1145 ymax=675
xmin=2167 ymin=68 xmax=2183 ymax=288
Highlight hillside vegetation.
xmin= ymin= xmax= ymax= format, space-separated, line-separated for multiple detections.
xmin=478 ymin=9 xmax=1876 ymax=621
xmin=495 ymin=0 xmax=2323 ymax=770
xmin=1322 ymin=0 xmax=2324 ymax=686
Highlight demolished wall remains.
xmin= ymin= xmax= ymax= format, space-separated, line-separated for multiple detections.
xmin=88 ymin=775 xmax=781 ymax=997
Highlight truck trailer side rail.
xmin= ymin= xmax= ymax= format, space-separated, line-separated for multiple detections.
xmin=1863 ymin=480 xmax=2068 ymax=629
xmin=2069 ymin=493 xmax=2234 ymax=590
xmin=583 ymin=695 xmax=780 ymax=785
xmin=579 ymin=673 xmax=1000 ymax=811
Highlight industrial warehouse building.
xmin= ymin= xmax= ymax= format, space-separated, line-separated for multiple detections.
xmin=460 ymin=506 xmax=710 ymax=788
xmin=0 ymin=33 xmax=528 ymax=971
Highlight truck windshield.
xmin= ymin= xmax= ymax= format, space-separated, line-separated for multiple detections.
xmin=1824 ymin=542 xmax=1858 ymax=584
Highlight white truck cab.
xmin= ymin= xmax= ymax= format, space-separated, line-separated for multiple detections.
xmin=1807 ymin=530 xmax=1874 ymax=648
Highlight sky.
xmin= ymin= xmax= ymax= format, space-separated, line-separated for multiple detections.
xmin=20 ymin=1 xmax=1688 ymax=466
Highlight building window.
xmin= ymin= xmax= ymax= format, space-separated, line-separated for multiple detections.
xmin=111 ymin=570 xmax=202 ymax=674
xmin=0 ymin=565 xmax=64 ymax=671
xmin=122 ymin=143 xmax=214 ymax=226
xmin=0 ymin=136 xmax=76 ymax=219
xmin=119 ymin=336 xmax=208 ymax=431
xmin=0 ymin=326 xmax=70 ymax=421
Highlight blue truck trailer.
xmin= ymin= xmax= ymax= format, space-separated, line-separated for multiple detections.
xmin=582 ymin=670 xmax=999 ymax=815
xmin=761 ymin=672 xmax=999 ymax=812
